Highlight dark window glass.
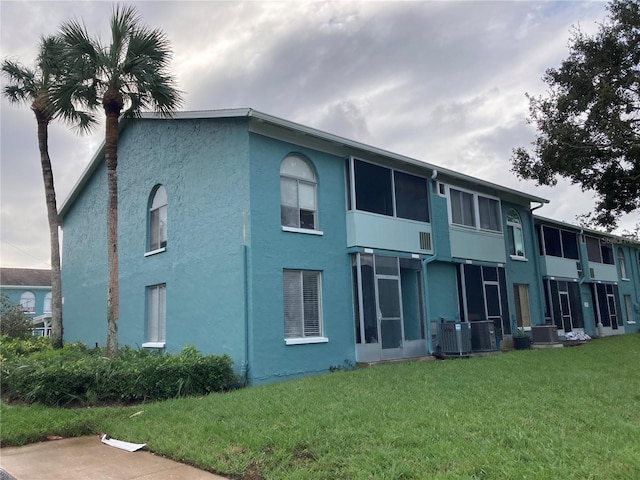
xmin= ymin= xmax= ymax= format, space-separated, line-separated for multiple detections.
xmin=463 ymin=265 xmax=485 ymax=321
xmin=601 ymin=242 xmax=614 ymax=265
xmin=482 ymin=266 xmax=498 ymax=282
xmin=596 ymin=284 xmax=610 ymax=326
xmin=536 ymin=225 xmax=544 ymax=256
xmin=586 ymin=236 xmax=602 ymax=263
xmin=354 ymin=160 xmax=393 ymax=216
xmin=568 ymin=282 xmax=584 ymax=329
xmin=360 ymin=255 xmax=378 ymax=343
xmin=345 ymin=159 xmax=352 ymax=211
xmin=543 ymin=227 xmax=562 ymax=257
xmin=498 ymin=268 xmax=510 ymax=335
xmin=485 ymin=284 xmax=501 ymax=317
xmin=550 ymin=281 xmax=562 ymax=330
xmin=394 ymin=171 xmax=429 ymax=222
xmin=561 ymin=230 xmax=579 ymax=259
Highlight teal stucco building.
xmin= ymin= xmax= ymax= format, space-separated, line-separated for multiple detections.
xmin=58 ymin=109 xmax=640 ymax=384
xmin=0 ymin=268 xmax=52 ymax=336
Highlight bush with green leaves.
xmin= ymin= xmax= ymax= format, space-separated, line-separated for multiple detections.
xmin=0 ymin=294 xmax=33 ymax=338
xmin=1 ymin=343 xmax=236 ymax=406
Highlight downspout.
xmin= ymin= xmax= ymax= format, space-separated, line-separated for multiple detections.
xmin=529 ymin=202 xmax=545 ymax=327
xmin=242 ymin=209 xmax=250 ymax=385
xmin=422 ymin=169 xmax=439 ymax=354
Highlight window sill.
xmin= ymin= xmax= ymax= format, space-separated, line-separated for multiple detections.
xmin=450 ymin=224 xmax=503 ymax=236
xmin=627 ymin=321 xmax=636 ymax=325
xmin=620 ymin=278 xmax=630 ymax=282
xmin=509 ymin=255 xmax=528 ymax=262
xmin=142 ymin=342 xmax=165 ymax=349
xmin=281 ymin=226 xmax=324 ymax=236
xmin=285 ymin=337 xmax=329 ymax=345
xmin=144 ymin=247 xmax=166 ymax=257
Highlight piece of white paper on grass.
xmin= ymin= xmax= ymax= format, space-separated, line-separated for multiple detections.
xmin=101 ymin=434 xmax=146 ymax=452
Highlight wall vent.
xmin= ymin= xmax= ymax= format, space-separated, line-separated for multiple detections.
xmin=589 ymin=267 xmax=595 ymax=278
xmin=419 ymin=231 xmax=432 ymax=250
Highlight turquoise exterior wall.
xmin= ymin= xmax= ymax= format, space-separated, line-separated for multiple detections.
xmin=246 ymin=133 xmax=354 ymax=384
xmin=502 ymin=202 xmax=545 ymax=328
xmin=0 ymin=287 xmax=50 ymax=318
xmin=62 ymin=118 xmax=251 ymax=371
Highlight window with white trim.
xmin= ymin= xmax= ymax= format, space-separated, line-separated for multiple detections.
xmin=20 ymin=291 xmax=35 ymax=314
xmin=146 ymin=284 xmax=166 ymax=344
xmin=283 ymin=270 xmax=323 ymax=340
xmin=447 ymin=186 xmax=501 ymax=232
xmin=507 ymin=209 xmax=525 ymax=258
xmin=280 ymin=155 xmax=317 ymax=230
xmin=43 ymin=292 xmax=52 ymax=314
xmin=623 ymin=295 xmax=635 ymax=323
xmin=149 ymin=185 xmax=167 ymax=251
xmin=618 ymin=248 xmax=627 ymax=279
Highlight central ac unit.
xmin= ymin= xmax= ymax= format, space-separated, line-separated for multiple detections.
xmin=436 ymin=320 xmax=471 ymax=357
xmin=531 ymin=325 xmax=559 ymax=343
xmin=470 ymin=320 xmax=497 ymax=352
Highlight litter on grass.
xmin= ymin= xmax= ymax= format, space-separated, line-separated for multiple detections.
xmin=100 ymin=434 xmax=146 ymax=452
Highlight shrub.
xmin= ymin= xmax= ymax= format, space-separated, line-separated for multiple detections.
xmin=0 ymin=294 xmax=33 ymax=338
xmin=1 ymin=344 xmax=236 ymax=406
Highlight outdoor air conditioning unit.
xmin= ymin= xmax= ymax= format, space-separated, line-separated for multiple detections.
xmin=436 ymin=320 xmax=471 ymax=357
xmin=531 ymin=325 xmax=559 ymax=344
xmin=470 ymin=320 xmax=497 ymax=352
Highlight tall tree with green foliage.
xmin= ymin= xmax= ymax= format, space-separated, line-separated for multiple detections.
xmin=55 ymin=6 xmax=183 ymax=357
xmin=1 ymin=37 xmax=94 ymax=349
xmin=512 ymin=0 xmax=640 ymax=229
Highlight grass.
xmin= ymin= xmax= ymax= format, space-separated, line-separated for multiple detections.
xmin=2 ymin=334 xmax=640 ymax=479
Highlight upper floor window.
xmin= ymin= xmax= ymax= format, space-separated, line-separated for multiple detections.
xmin=347 ymin=158 xmax=429 ymax=222
xmin=280 ymin=155 xmax=317 ymax=230
xmin=536 ymin=225 xmax=579 ymax=259
xmin=507 ymin=209 xmax=525 ymax=258
xmin=585 ymin=236 xmax=614 ymax=264
xmin=149 ymin=185 xmax=167 ymax=251
xmin=43 ymin=292 xmax=52 ymax=314
xmin=618 ymin=248 xmax=627 ymax=279
xmin=448 ymin=186 xmax=501 ymax=233
xmin=20 ymin=291 xmax=35 ymax=314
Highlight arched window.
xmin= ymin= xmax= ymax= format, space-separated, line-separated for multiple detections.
xmin=20 ymin=291 xmax=35 ymax=314
xmin=149 ymin=185 xmax=167 ymax=251
xmin=507 ymin=208 xmax=525 ymax=258
xmin=618 ymin=248 xmax=627 ymax=279
xmin=280 ymin=155 xmax=317 ymax=230
xmin=43 ymin=292 xmax=52 ymax=314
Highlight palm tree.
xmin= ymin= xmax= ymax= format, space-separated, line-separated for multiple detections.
xmin=2 ymin=36 xmax=94 ymax=349
xmin=56 ymin=6 xmax=183 ymax=357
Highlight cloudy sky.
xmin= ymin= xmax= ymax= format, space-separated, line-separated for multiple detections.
xmin=1 ymin=0 xmax=636 ymax=269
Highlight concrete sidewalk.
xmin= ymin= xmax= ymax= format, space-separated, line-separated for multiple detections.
xmin=0 ymin=435 xmax=229 ymax=479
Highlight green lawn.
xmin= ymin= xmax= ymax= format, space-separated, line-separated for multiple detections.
xmin=2 ymin=335 xmax=640 ymax=479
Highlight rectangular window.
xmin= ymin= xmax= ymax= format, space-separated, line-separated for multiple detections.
xmin=450 ymin=188 xmax=476 ymax=227
xmin=394 ymin=171 xmax=429 ymax=222
xmin=543 ymin=227 xmax=563 ymax=257
xmin=586 ymin=236 xmax=603 ymax=263
xmin=601 ymin=242 xmax=614 ymax=265
xmin=624 ymin=295 xmax=635 ymax=323
xmin=283 ymin=270 xmax=322 ymax=339
xmin=350 ymin=159 xmax=430 ymax=222
xmin=478 ymin=196 xmax=501 ymax=232
xmin=561 ymin=230 xmax=579 ymax=260
xmin=354 ymin=160 xmax=393 ymax=216
xmin=147 ymin=284 xmax=166 ymax=343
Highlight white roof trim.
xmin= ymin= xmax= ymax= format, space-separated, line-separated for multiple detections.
xmin=59 ymin=108 xmax=549 ymax=217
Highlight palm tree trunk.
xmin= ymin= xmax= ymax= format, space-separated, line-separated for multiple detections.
xmin=37 ymin=118 xmax=63 ymax=349
xmin=105 ymin=110 xmax=119 ymax=358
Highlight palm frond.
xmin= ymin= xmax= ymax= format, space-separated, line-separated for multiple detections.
xmin=1 ymin=59 xmax=38 ymax=102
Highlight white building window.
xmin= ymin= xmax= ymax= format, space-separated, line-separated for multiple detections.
xmin=280 ymin=155 xmax=317 ymax=230
xmin=146 ymin=284 xmax=166 ymax=344
xmin=149 ymin=185 xmax=167 ymax=252
xmin=43 ymin=292 xmax=52 ymax=314
xmin=507 ymin=209 xmax=526 ymax=258
xmin=283 ymin=270 xmax=325 ymax=343
xmin=618 ymin=249 xmax=627 ymax=279
xmin=448 ymin=186 xmax=502 ymax=233
xmin=20 ymin=291 xmax=35 ymax=314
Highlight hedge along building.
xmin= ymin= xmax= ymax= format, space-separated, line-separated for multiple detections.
xmin=534 ymin=216 xmax=640 ymax=337
xmin=57 ymin=108 xmax=631 ymax=385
